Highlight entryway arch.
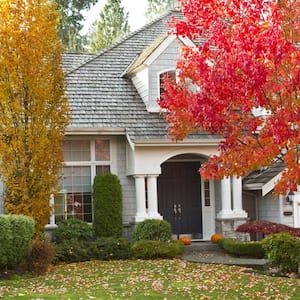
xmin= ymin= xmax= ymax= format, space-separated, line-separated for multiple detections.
xmin=157 ymin=154 xmax=215 ymax=240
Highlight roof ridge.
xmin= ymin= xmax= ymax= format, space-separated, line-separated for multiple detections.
xmin=65 ymin=10 xmax=178 ymax=77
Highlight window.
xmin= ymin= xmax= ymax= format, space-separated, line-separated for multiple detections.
xmin=55 ymin=166 xmax=92 ymax=223
xmin=54 ymin=138 xmax=111 ymax=223
xmin=95 ymin=139 xmax=110 ymax=161
xmin=159 ymin=70 xmax=176 ymax=96
xmin=204 ymin=180 xmax=211 ymax=207
xmin=63 ymin=140 xmax=90 ymax=161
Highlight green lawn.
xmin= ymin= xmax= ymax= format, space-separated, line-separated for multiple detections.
xmin=1 ymin=259 xmax=299 ymax=299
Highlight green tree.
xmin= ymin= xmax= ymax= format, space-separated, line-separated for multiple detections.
xmin=0 ymin=0 xmax=70 ymax=234
xmin=89 ymin=0 xmax=130 ymax=52
xmin=56 ymin=0 xmax=97 ymax=52
xmin=93 ymin=174 xmax=123 ymax=237
xmin=146 ymin=0 xmax=177 ymax=22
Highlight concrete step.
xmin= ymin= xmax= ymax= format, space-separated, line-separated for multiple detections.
xmin=184 ymin=241 xmax=222 ymax=252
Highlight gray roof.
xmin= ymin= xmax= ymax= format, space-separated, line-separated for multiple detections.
xmin=243 ymin=160 xmax=286 ymax=188
xmin=64 ymin=11 xmax=215 ymax=142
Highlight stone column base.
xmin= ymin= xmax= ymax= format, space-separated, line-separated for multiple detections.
xmin=216 ymin=217 xmax=250 ymax=241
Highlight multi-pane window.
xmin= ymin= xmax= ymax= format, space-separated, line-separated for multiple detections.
xmin=54 ymin=139 xmax=111 ymax=223
xmin=204 ymin=180 xmax=211 ymax=207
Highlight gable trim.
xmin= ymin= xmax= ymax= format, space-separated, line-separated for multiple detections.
xmin=262 ymin=172 xmax=282 ymax=196
xmin=144 ymin=34 xmax=196 ymax=66
xmin=243 ymin=172 xmax=283 ymax=196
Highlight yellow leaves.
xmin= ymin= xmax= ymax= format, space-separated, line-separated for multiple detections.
xmin=0 ymin=0 xmax=69 ymax=235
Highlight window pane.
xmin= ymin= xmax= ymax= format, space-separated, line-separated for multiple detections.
xmin=55 ymin=166 xmax=92 ymax=223
xmin=204 ymin=180 xmax=211 ymax=207
xmin=96 ymin=165 xmax=111 ymax=175
xmin=63 ymin=140 xmax=90 ymax=161
xmin=160 ymin=70 xmax=176 ymax=95
xmin=95 ymin=139 xmax=110 ymax=161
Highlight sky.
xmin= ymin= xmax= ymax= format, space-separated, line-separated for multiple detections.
xmin=81 ymin=0 xmax=149 ymax=34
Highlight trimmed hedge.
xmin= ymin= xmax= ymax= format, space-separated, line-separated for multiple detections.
xmin=133 ymin=219 xmax=172 ymax=242
xmin=54 ymin=237 xmax=132 ymax=263
xmin=93 ymin=174 xmax=123 ymax=237
xmin=218 ymin=238 xmax=265 ymax=258
xmin=0 ymin=215 xmax=35 ymax=269
xmin=89 ymin=237 xmax=132 ymax=260
xmin=132 ymin=240 xmax=184 ymax=259
xmin=261 ymin=232 xmax=300 ymax=274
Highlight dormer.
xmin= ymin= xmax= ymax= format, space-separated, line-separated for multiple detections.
xmin=123 ymin=34 xmax=195 ymax=112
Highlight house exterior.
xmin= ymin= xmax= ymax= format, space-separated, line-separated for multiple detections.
xmin=0 ymin=11 xmax=298 ymax=239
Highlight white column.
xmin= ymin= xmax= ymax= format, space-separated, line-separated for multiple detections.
xmin=49 ymin=194 xmax=56 ymax=226
xmin=232 ymin=176 xmax=247 ymax=218
xmin=147 ymin=175 xmax=162 ymax=219
xmin=217 ymin=177 xmax=234 ymax=219
xmin=134 ymin=175 xmax=148 ymax=222
xmin=45 ymin=194 xmax=57 ymax=230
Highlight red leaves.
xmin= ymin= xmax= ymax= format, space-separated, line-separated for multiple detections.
xmin=236 ymin=220 xmax=300 ymax=237
xmin=159 ymin=0 xmax=300 ymax=194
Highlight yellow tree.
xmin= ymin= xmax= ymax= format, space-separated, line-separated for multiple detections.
xmin=0 ymin=0 xmax=70 ymax=234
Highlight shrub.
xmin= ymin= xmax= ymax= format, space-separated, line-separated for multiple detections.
xmin=27 ymin=239 xmax=55 ymax=275
xmin=93 ymin=174 xmax=123 ymax=237
xmin=132 ymin=240 xmax=184 ymax=259
xmin=132 ymin=219 xmax=172 ymax=242
xmin=53 ymin=218 xmax=94 ymax=243
xmin=89 ymin=237 xmax=132 ymax=260
xmin=0 ymin=215 xmax=35 ymax=269
xmin=54 ymin=237 xmax=132 ymax=263
xmin=218 ymin=238 xmax=265 ymax=258
xmin=236 ymin=220 xmax=300 ymax=237
xmin=54 ymin=239 xmax=91 ymax=263
xmin=261 ymin=233 xmax=300 ymax=274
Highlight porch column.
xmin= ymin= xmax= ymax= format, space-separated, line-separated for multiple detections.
xmin=232 ymin=176 xmax=247 ymax=218
xmin=217 ymin=177 xmax=234 ymax=218
xmin=147 ymin=175 xmax=163 ymax=219
xmin=49 ymin=194 xmax=56 ymax=226
xmin=134 ymin=175 xmax=148 ymax=222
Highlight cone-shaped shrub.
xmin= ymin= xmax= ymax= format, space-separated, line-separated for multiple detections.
xmin=93 ymin=174 xmax=122 ymax=237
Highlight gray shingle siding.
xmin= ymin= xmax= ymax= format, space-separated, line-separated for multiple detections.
xmin=149 ymin=39 xmax=181 ymax=109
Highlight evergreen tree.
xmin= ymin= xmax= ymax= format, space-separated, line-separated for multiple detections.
xmin=56 ymin=0 xmax=96 ymax=52
xmin=89 ymin=0 xmax=130 ymax=52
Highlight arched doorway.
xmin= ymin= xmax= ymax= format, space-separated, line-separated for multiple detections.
xmin=157 ymin=154 xmax=204 ymax=239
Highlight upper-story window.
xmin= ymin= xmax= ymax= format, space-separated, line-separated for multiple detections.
xmin=159 ymin=70 xmax=176 ymax=97
xmin=54 ymin=138 xmax=111 ymax=223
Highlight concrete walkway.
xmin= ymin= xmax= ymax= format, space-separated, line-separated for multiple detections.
xmin=182 ymin=242 xmax=269 ymax=270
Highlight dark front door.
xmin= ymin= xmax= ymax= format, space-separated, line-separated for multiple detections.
xmin=157 ymin=161 xmax=202 ymax=238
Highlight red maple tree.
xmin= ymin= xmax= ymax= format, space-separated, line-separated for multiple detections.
xmin=159 ymin=0 xmax=300 ymax=194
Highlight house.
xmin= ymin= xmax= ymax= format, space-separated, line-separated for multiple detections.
xmin=1 ymin=11 xmax=298 ymax=239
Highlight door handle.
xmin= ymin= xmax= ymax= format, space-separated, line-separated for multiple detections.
xmin=173 ymin=204 xmax=182 ymax=219
xmin=177 ymin=204 xmax=182 ymax=217
xmin=173 ymin=204 xmax=177 ymax=217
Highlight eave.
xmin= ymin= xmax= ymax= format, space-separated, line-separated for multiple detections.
xmin=65 ymin=127 xmax=127 ymax=136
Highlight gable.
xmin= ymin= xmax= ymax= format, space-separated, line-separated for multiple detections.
xmin=125 ymin=34 xmax=195 ymax=113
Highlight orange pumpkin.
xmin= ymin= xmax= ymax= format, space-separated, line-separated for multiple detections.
xmin=210 ymin=233 xmax=223 ymax=244
xmin=180 ymin=236 xmax=192 ymax=245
